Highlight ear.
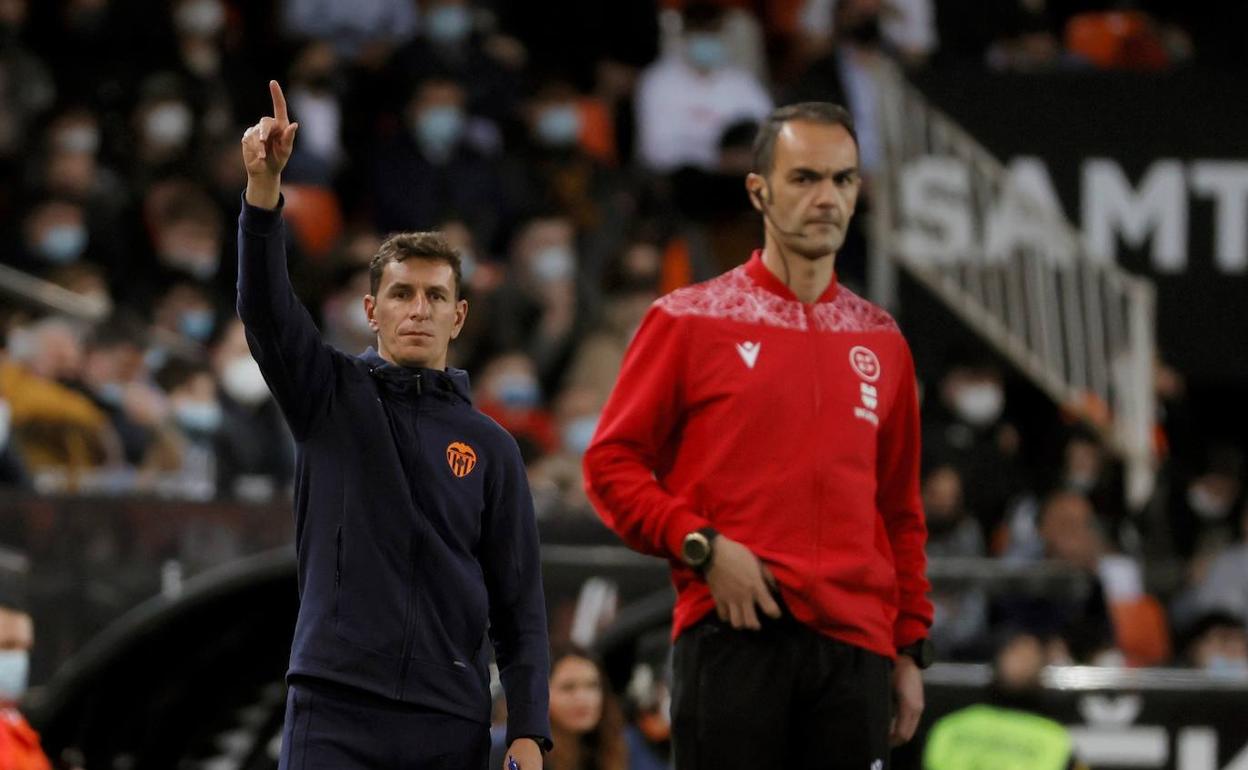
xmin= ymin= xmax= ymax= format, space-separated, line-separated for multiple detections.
xmin=745 ymin=173 xmax=766 ymax=212
xmin=450 ymin=298 xmax=469 ymax=340
xmin=363 ymin=295 xmax=379 ymax=331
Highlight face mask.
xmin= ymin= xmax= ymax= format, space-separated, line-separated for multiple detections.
xmin=414 ymin=106 xmax=465 ymax=160
xmin=221 ymin=356 xmax=270 ymax=406
xmin=531 ymin=245 xmax=575 ymax=283
xmin=1188 ymin=485 xmax=1232 ymax=521
xmin=426 ymin=4 xmax=472 ymax=45
xmin=175 ymin=400 xmax=223 ymax=434
xmin=145 ymin=102 xmax=193 ymax=147
xmin=561 ymin=415 xmax=599 ymax=455
xmin=164 ymin=249 xmax=219 ymax=280
xmin=535 ymin=105 xmax=581 ymax=148
xmin=0 ymin=399 xmax=11 ymax=451
xmin=686 ymin=33 xmax=726 ymax=71
xmin=1205 ymin=655 xmax=1248 ymax=678
xmin=179 ymin=309 xmax=216 ymax=342
xmin=0 ymin=650 xmax=29 ymax=702
xmin=496 ymin=373 xmax=540 ymax=409
xmin=952 ymin=383 xmax=1004 ymax=427
xmin=175 ymin=0 xmax=225 ymax=37
xmin=37 ymin=224 xmax=88 ymax=264
xmin=1063 ymin=472 xmax=1098 ymax=494
xmin=55 ymin=125 xmax=100 ymax=154
xmin=95 ymin=382 xmax=125 ymax=407
xmin=458 ymin=249 xmax=477 ymax=284
xmin=145 ymin=346 xmax=169 ymax=373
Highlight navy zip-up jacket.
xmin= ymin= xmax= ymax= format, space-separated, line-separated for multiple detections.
xmin=236 ymin=197 xmax=552 ymax=750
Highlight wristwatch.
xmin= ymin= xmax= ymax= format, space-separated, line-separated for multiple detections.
xmin=681 ymin=527 xmax=718 ymax=573
xmin=898 ymin=638 xmax=934 ymax=669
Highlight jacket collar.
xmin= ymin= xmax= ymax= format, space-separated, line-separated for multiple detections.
xmin=744 ymin=249 xmax=840 ymax=304
xmin=358 ymin=347 xmax=473 ymax=405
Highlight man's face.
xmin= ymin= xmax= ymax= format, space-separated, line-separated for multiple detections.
xmin=365 ymin=258 xmax=466 ymax=370
xmin=747 ymin=121 xmax=861 ymax=260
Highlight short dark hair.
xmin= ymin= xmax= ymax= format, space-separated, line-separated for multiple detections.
xmin=369 ymin=232 xmax=463 ymax=299
xmin=752 ymin=102 xmax=858 ymax=176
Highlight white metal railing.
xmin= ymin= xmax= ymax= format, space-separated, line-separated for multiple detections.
xmin=868 ymin=60 xmax=1157 ymax=508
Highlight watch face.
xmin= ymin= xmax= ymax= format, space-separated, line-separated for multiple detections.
xmin=683 ymin=534 xmax=709 ymax=566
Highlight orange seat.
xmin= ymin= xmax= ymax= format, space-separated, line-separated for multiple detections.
xmin=1109 ymin=594 xmax=1172 ymax=667
xmin=281 ymin=184 xmax=344 ymax=261
xmin=1065 ymin=11 xmax=1170 ymax=71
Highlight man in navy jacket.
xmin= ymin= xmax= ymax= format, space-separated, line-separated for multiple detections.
xmin=238 ymin=80 xmax=551 ymax=770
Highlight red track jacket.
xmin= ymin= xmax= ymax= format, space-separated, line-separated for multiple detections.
xmin=584 ymin=252 xmax=933 ymax=658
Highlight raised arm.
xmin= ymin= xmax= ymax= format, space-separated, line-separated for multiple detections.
xmin=236 ymin=81 xmax=333 ymax=440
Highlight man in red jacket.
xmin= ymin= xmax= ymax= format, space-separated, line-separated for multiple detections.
xmin=584 ymin=102 xmax=933 ymax=770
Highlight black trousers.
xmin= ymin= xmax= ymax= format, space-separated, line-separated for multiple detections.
xmin=671 ymin=614 xmax=893 ymax=770
xmin=277 ymin=677 xmax=490 ymax=770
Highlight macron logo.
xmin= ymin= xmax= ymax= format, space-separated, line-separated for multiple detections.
xmin=736 ymin=341 xmax=761 ymax=369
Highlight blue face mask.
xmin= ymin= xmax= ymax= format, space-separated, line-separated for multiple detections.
xmin=415 ymin=106 xmax=465 ymax=160
xmin=95 ymin=382 xmax=125 ymax=407
xmin=0 ymin=650 xmax=29 ymax=702
xmin=686 ymin=33 xmax=726 ymax=71
xmin=496 ymin=373 xmax=540 ymax=410
xmin=426 ymin=4 xmax=472 ymax=45
xmin=1206 ymin=655 xmax=1248 ymax=678
xmin=561 ymin=415 xmax=599 ymax=455
xmin=179 ymin=309 xmax=216 ymax=342
xmin=535 ymin=105 xmax=581 ymax=148
xmin=38 ymin=224 xmax=88 ymax=264
xmin=175 ymin=401 xmax=223 ymax=434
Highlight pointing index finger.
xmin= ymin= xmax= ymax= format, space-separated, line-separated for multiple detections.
xmin=269 ymin=80 xmax=289 ymax=124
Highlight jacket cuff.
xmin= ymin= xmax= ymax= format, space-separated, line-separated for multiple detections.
xmin=239 ymin=192 xmax=285 ymax=236
xmin=504 ymin=705 xmax=552 ymax=753
xmin=893 ymin=615 xmax=929 ymax=651
xmin=663 ymin=508 xmax=713 ymax=563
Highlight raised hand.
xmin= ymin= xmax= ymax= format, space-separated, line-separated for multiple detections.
xmin=241 ymin=80 xmax=298 ymax=209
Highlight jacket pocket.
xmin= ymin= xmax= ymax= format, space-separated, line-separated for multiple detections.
xmin=333 ymin=523 xmax=410 ymax=657
xmin=409 ymin=551 xmax=489 ymax=670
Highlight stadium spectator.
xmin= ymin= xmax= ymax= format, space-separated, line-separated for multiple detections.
xmin=494 ymin=214 xmax=585 ymax=391
xmin=492 ymin=645 xmax=631 ymax=770
xmin=1180 ymin=610 xmax=1248 ymax=677
xmin=635 ymin=3 xmax=772 ymax=172
xmin=923 ymin=352 xmax=1026 ymax=541
xmin=370 ymin=74 xmax=508 ymax=247
xmin=210 ymin=319 xmax=293 ymax=501
xmin=924 ymin=629 xmax=1087 ymax=770
xmin=922 ymin=463 xmax=989 ymax=659
xmin=0 ymin=547 xmax=53 ymax=770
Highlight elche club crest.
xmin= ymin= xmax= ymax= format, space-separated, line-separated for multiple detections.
xmin=446 ymin=442 xmax=477 ymax=478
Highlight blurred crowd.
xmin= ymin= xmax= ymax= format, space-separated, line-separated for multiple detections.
xmin=0 ymin=0 xmax=1245 ymax=694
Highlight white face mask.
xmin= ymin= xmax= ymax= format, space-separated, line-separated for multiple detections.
xmin=952 ymin=383 xmax=1004 ymax=427
xmin=221 ymin=356 xmax=270 ymax=406
xmin=175 ymin=0 xmax=225 ymax=37
xmin=0 ymin=650 xmax=29 ymax=702
xmin=1188 ymin=484 xmax=1233 ymax=521
xmin=145 ymin=102 xmax=193 ymax=148
xmin=531 ymin=245 xmax=575 ymax=283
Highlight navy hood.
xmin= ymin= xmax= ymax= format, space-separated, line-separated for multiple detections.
xmin=357 ymin=347 xmax=474 ymax=406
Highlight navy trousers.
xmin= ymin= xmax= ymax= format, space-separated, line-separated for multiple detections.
xmin=277 ymin=677 xmax=491 ymax=770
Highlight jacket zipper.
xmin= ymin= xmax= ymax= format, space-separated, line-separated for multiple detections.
xmin=805 ymin=305 xmax=824 ymax=590
xmin=394 ymin=373 xmax=424 ymax=699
